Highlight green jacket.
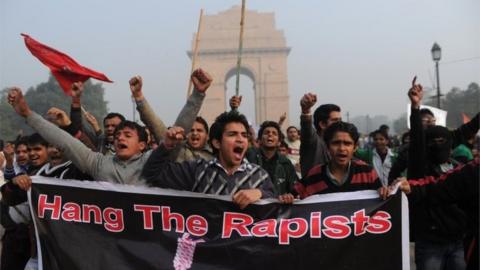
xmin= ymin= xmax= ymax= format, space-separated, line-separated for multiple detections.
xmin=246 ymin=148 xmax=298 ymax=196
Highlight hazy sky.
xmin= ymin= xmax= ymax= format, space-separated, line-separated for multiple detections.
xmin=1 ymin=0 xmax=479 ymax=127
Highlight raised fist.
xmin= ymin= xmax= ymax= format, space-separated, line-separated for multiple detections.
xmin=164 ymin=126 xmax=185 ymax=149
xmin=300 ymin=93 xmax=317 ymax=114
xmin=8 ymin=87 xmax=32 ymax=117
xmin=191 ymin=68 xmax=212 ymax=93
xmin=408 ymin=76 xmax=423 ymax=108
xmin=129 ymin=75 xmax=143 ymax=100
xmin=47 ymin=107 xmax=71 ymax=127
xmin=229 ymin=95 xmax=242 ymax=110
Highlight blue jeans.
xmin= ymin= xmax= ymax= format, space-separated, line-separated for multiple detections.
xmin=415 ymin=240 xmax=466 ymax=270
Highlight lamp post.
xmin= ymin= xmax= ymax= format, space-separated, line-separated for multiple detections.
xmin=431 ymin=42 xmax=442 ymax=108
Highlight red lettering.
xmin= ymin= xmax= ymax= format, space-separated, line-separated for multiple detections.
xmin=61 ymin=202 xmax=81 ymax=222
xmin=310 ymin=212 xmax=322 ymax=238
xmin=186 ymin=215 xmax=208 ymax=237
xmin=366 ymin=211 xmax=392 ymax=234
xmin=37 ymin=194 xmax=61 ymax=220
xmin=134 ymin=204 xmax=161 ymax=230
xmin=351 ymin=209 xmax=369 ymax=236
xmin=251 ymin=219 xmax=277 ymax=237
xmin=222 ymin=212 xmax=253 ymax=238
xmin=82 ymin=204 xmax=102 ymax=224
xmin=103 ymin=208 xmax=124 ymax=232
xmin=323 ymin=215 xmax=351 ymax=239
xmin=161 ymin=207 xmax=184 ymax=233
xmin=279 ymin=218 xmax=308 ymax=245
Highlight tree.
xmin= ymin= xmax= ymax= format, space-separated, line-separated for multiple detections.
xmin=425 ymin=82 xmax=480 ymax=128
xmin=392 ymin=113 xmax=408 ymax=135
xmin=0 ymin=74 xmax=108 ymax=141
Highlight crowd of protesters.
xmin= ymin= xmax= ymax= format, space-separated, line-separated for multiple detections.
xmin=0 ymin=69 xmax=478 ymax=270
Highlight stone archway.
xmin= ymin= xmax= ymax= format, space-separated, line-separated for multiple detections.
xmin=187 ymin=6 xmax=291 ymax=125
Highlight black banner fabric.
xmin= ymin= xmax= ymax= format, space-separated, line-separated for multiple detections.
xmin=28 ymin=176 xmax=409 ymax=270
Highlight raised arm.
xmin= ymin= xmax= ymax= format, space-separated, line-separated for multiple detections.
xmin=142 ymin=126 xmax=197 ymax=190
xmin=173 ymin=68 xmax=212 ymax=130
xmin=7 ymin=87 xmax=104 ymax=178
xmin=407 ymin=76 xmax=426 ymax=179
xmin=299 ymin=93 xmax=319 ymax=176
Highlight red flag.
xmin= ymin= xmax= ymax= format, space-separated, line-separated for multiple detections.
xmin=21 ymin=33 xmax=112 ymax=95
xmin=462 ymin=113 xmax=471 ymax=124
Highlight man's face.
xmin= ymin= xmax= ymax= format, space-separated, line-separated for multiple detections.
xmin=104 ymin=117 xmax=123 ymax=143
xmin=47 ymin=146 xmax=64 ymax=167
xmin=114 ymin=127 xmax=146 ymax=160
xmin=187 ymin=121 xmax=208 ymax=150
xmin=27 ymin=144 xmax=48 ymax=167
xmin=319 ymin=111 xmax=342 ymax=130
xmin=328 ymin=131 xmax=357 ymax=167
xmin=260 ymin=126 xmax=280 ymax=150
xmin=15 ymin=144 xmax=29 ymax=166
xmin=213 ymin=122 xmax=249 ymax=169
xmin=421 ymin=114 xmax=436 ymax=129
xmin=287 ymin=128 xmax=299 ymax=142
xmin=373 ymin=134 xmax=388 ymax=153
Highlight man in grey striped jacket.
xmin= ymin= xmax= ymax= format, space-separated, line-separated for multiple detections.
xmin=143 ymin=111 xmax=274 ymax=209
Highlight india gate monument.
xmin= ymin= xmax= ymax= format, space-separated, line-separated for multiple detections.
xmin=188 ymin=6 xmax=291 ymax=125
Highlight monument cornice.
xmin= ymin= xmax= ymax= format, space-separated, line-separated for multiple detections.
xmin=187 ymin=47 xmax=291 ymax=58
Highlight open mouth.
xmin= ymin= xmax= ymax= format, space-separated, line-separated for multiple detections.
xmin=233 ymin=146 xmax=244 ymax=159
xmin=117 ymin=143 xmax=128 ymax=150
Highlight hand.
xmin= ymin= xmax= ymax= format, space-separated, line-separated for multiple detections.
xmin=84 ymin=111 xmax=101 ymax=133
xmin=191 ymin=68 xmax=212 ymax=93
xmin=129 ymin=75 xmax=144 ymax=100
xmin=12 ymin=175 xmax=32 ymax=191
xmin=7 ymin=87 xmax=32 ymax=117
xmin=229 ymin=95 xmax=242 ymax=110
xmin=3 ymin=143 xmax=15 ymax=163
xmin=232 ymin=189 xmax=262 ymax=209
xmin=278 ymin=193 xmax=295 ymax=204
xmin=279 ymin=112 xmax=287 ymax=124
xmin=378 ymin=186 xmax=389 ymax=200
xmin=408 ymin=76 xmax=423 ymax=109
xmin=393 ymin=177 xmax=411 ymax=195
xmin=47 ymin=107 xmax=71 ymax=127
xmin=164 ymin=126 xmax=185 ymax=149
xmin=300 ymin=93 xmax=317 ymax=114
xmin=71 ymin=82 xmax=84 ymax=98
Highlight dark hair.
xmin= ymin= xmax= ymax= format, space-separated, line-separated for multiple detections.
xmin=401 ymin=131 xmax=410 ymax=145
xmin=279 ymin=140 xmax=289 ymax=149
xmin=194 ymin=116 xmax=209 ymax=134
xmin=209 ymin=111 xmax=249 ymax=144
xmin=0 ymin=139 xmax=3 ymax=150
xmin=313 ymin=104 xmax=341 ymax=132
xmin=103 ymin=112 xmax=126 ymax=124
xmin=286 ymin=126 xmax=299 ymax=133
xmin=114 ymin=121 xmax=148 ymax=143
xmin=14 ymin=136 xmax=29 ymax=149
xmin=372 ymin=129 xmax=389 ymax=140
xmin=379 ymin=124 xmax=389 ymax=132
xmin=419 ymin=108 xmax=435 ymax=118
xmin=258 ymin=121 xmax=284 ymax=141
xmin=27 ymin=133 xmax=48 ymax=147
xmin=323 ymin=121 xmax=359 ymax=146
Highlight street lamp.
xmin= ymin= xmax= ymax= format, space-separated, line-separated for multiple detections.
xmin=431 ymin=42 xmax=442 ymax=108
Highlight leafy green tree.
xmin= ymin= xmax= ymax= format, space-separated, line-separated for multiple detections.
xmin=0 ymin=74 xmax=108 ymax=141
xmin=425 ymin=82 xmax=480 ymax=128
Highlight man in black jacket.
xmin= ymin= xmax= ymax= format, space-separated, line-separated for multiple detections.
xmin=143 ymin=111 xmax=274 ymax=209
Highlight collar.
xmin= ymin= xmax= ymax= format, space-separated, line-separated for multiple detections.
xmin=211 ymin=158 xmax=252 ymax=175
xmin=326 ymin=161 xmax=351 ymax=186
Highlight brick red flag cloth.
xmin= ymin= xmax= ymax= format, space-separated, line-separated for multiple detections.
xmin=21 ymin=33 xmax=113 ymax=95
